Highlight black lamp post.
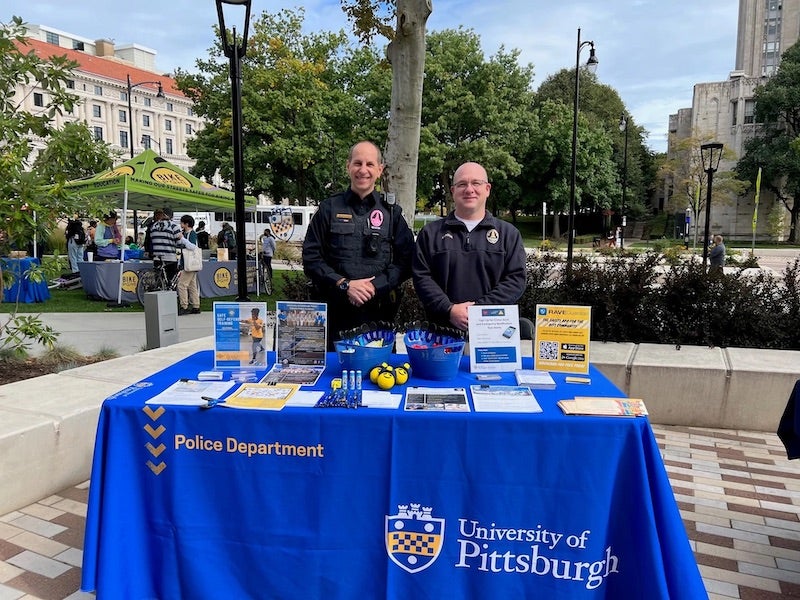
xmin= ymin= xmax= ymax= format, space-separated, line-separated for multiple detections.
xmin=141 ymin=135 xmax=162 ymax=154
xmin=126 ymin=75 xmax=164 ymax=246
xmin=126 ymin=74 xmax=164 ymax=160
xmin=566 ymin=28 xmax=598 ymax=275
xmin=700 ymin=142 xmax=724 ymax=272
xmin=618 ymin=113 xmax=629 ymax=250
xmin=216 ymin=0 xmax=252 ymax=302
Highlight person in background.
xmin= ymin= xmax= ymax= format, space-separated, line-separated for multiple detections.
xmin=196 ymin=220 xmax=210 ymax=250
xmin=95 ymin=212 xmax=122 ymax=261
xmin=177 ymin=215 xmax=201 ymax=315
xmin=149 ymin=207 xmax=183 ymax=281
xmin=260 ymin=228 xmax=277 ymax=280
xmin=302 ymin=140 xmax=414 ymax=348
xmin=413 ymin=161 xmax=527 ymax=331
xmin=65 ymin=218 xmax=86 ymax=272
xmin=709 ymin=234 xmax=726 ymax=274
xmin=85 ymin=220 xmax=98 ymax=260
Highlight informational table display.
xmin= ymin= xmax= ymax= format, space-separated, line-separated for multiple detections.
xmin=262 ymin=301 xmax=327 ymax=385
xmin=213 ymin=301 xmax=269 ymax=369
xmin=467 ymin=304 xmax=521 ymax=373
xmin=81 ymin=351 xmax=705 ymax=599
xmin=1 ymin=257 xmax=50 ymax=303
xmin=533 ymin=304 xmax=591 ymax=373
xmin=78 ymin=260 xmax=256 ymax=303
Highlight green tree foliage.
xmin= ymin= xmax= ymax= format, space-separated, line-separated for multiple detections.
xmin=536 ymin=68 xmax=655 ymax=219
xmin=418 ymin=28 xmax=535 ymax=213
xmin=32 ymin=121 xmax=115 ymax=184
xmin=176 ymin=8 xmax=380 ymax=204
xmin=736 ymin=41 xmax=800 ymax=243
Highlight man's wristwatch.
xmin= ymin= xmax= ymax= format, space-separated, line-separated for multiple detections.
xmin=338 ymin=279 xmax=350 ymax=291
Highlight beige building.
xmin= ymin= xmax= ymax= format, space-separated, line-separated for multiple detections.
xmin=666 ymin=0 xmax=799 ymax=241
xmin=18 ymin=24 xmax=201 ymax=172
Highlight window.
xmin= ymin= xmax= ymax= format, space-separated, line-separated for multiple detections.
xmin=142 ymin=115 xmax=150 ymax=127
xmin=46 ymin=32 xmax=59 ymax=45
xmin=186 ymin=123 xmax=194 ymax=135
xmin=166 ymin=139 xmax=174 ymax=155
xmin=92 ymin=105 xmax=102 ymax=118
xmin=94 ymin=85 xmax=103 ymax=96
xmin=731 ymin=100 xmax=738 ymax=126
xmin=119 ymin=109 xmax=127 ymax=123
xmin=166 ymin=102 xmax=174 ymax=112
xmin=93 ymin=126 xmax=104 ymax=141
xmin=66 ymin=79 xmax=75 ymax=89
xmin=72 ymin=40 xmax=85 ymax=51
xmin=142 ymin=135 xmax=152 ymax=149
xmin=144 ymin=97 xmax=152 ymax=107
xmin=34 ymin=93 xmax=44 ymax=107
xmin=120 ymin=130 xmax=129 ymax=149
xmin=165 ymin=119 xmax=172 ymax=132
xmin=121 ymin=91 xmax=128 ymax=101
xmin=744 ymin=99 xmax=756 ymax=124
xmin=187 ymin=107 xmax=194 ymax=116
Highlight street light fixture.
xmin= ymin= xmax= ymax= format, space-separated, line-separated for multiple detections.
xmin=318 ymin=131 xmax=336 ymax=189
xmin=141 ymin=135 xmax=162 ymax=155
xmin=700 ymin=142 xmax=724 ymax=272
xmin=216 ymin=0 xmax=252 ymax=302
xmin=618 ymin=113 xmax=629 ymax=250
xmin=566 ymin=28 xmax=598 ymax=275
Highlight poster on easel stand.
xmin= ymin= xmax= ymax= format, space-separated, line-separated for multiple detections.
xmin=213 ymin=301 xmax=269 ymax=370
xmin=533 ymin=304 xmax=591 ymax=374
xmin=467 ymin=305 xmax=522 ymax=373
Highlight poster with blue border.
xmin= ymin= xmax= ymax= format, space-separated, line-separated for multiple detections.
xmin=213 ymin=301 xmax=269 ymax=370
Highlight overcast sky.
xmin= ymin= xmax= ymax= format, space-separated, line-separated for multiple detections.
xmin=5 ymin=0 xmax=740 ymax=153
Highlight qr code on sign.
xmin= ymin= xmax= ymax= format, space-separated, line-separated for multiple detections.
xmin=538 ymin=341 xmax=559 ymax=361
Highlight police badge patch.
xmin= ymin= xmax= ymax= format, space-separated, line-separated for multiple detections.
xmin=386 ymin=503 xmax=445 ymax=573
xmin=486 ymin=229 xmax=499 ymax=244
xmin=269 ymin=207 xmax=296 ymax=242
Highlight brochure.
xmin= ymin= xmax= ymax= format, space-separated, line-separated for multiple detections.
xmin=557 ymin=396 xmax=648 ymax=417
xmin=263 ymin=301 xmax=327 ymax=386
xmin=470 ymin=385 xmax=543 ymax=413
xmin=221 ymin=383 xmax=299 ymax=411
xmin=467 ymin=305 xmax=522 ymax=373
xmin=514 ymin=369 xmax=556 ymax=389
xmin=404 ymin=387 xmax=470 ymax=412
xmin=213 ymin=301 xmax=269 ymax=370
xmin=144 ymin=380 xmax=236 ymax=406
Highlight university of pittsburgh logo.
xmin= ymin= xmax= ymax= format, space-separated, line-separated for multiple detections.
xmin=386 ymin=503 xmax=444 ymax=573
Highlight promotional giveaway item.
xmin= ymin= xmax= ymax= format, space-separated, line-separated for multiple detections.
xmin=403 ymin=322 xmax=466 ymax=381
xmin=213 ymin=302 xmax=269 ymax=370
xmin=467 ymin=305 xmax=522 ymax=373
xmin=533 ymin=304 xmax=592 ymax=374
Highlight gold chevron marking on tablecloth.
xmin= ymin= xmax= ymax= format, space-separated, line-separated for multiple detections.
xmin=144 ymin=424 xmax=166 ymax=439
xmin=147 ymin=461 xmax=166 ymax=475
xmin=146 ymin=442 xmax=166 ymax=457
xmin=143 ymin=405 xmax=165 ymax=420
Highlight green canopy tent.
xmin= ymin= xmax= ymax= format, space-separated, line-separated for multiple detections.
xmin=62 ymin=149 xmax=255 ymax=305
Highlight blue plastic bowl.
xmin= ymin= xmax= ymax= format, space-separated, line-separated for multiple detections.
xmin=335 ymin=330 xmax=395 ymax=374
xmin=403 ymin=331 xmax=465 ymax=380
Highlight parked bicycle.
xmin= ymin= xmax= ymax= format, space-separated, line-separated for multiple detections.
xmin=136 ymin=257 xmax=180 ymax=305
xmin=257 ymin=257 xmax=273 ymax=296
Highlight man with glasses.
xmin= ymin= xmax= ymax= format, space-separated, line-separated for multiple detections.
xmin=413 ymin=162 xmax=527 ymax=331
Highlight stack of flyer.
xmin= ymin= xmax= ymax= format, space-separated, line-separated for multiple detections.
xmin=557 ymin=396 xmax=648 ymax=417
xmin=514 ymin=369 xmax=556 ymax=390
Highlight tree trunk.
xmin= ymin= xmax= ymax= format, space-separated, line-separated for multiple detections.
xmin=382 ymin=0 xmax=432 ymax=226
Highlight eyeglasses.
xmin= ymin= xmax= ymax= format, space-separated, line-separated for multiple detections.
xmin=453 ymin=179 xmax=488 ymax=190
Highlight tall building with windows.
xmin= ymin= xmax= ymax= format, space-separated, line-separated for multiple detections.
xmin=17 ymin=24 xmax=201 ymax=172
xmin=664 ymin=0 xmax=799 ymax=240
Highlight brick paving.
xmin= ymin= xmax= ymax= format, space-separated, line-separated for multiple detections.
xmin=1 ymin=425 xmax=799 ymax=599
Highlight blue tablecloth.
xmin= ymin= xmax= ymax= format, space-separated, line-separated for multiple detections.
xmin=1 ymin=257 xmax=50 ymax=303
xmin=82 ymin=352 xmax=705 ymax=599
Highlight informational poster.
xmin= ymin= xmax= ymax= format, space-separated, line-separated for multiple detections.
xmin=533 ymin=304 xmax=591 ymax=374
xmin=467 ymin=305 xmax=522 ymax=373
xmin=213 ymin=301 xmax=269 ymax=370
xmin=261 ymin=301 xmax=327 ymax=386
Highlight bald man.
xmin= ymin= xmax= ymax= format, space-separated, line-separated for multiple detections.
xmin=413 ymin=162 xmax=527 ymax=331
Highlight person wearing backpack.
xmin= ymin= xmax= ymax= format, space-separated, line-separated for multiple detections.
xmin=65 ymin=218 xmax=86 ymax=272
